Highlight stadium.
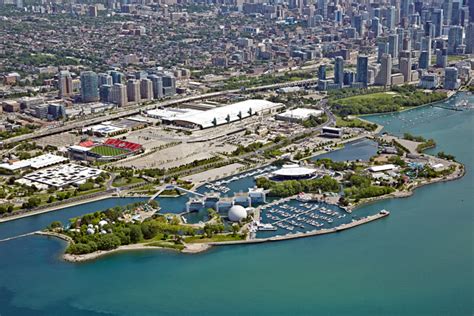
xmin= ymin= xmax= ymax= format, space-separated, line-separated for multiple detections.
xmin=68 ymin=138 xmax=143 ymax=162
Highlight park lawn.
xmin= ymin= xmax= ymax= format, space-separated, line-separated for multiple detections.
xmin=89 ymin=145 xmax=129 ymax=157
xmin=183 ymin=234 xmax=246 ymax=243
xmin=336 ymin=116 xmax=378 ymax=131
xmin=336 ymin=92 xmax=399 ymax=106
xmin=145 ymin=240 xmax=184 ymax=250
xmin=112 ymin=176 xmax=145 ymax=188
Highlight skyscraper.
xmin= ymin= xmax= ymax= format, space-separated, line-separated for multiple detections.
xmin=388 ymin=33 xmax=399 ymax=60
xmin=375 ymin=53 xmax=392 ymax=87
xmin=80 ymin=71 xmax=99 ymax=103
xmin=419 ymin=51 xmax=430 ymax=69
xmin=111 ymin=83 xmax=127 ymax=107
xmin=444 ymin=67 xmax=460 ymax=90
xmin=356 ymin=55 xmax=369 ymax=87
xmin=377 ymin=41 xmax=389 ymax=63
xmin=451 ymin=0 xmax=461 ymax=25
xmin=385 ymin=6 xmax=396 ymax=31
xmin=466 ymin=23 xmax=474 ymax=54
xmin=448 ymin=25 xmax=464 ymax=54
xmin=127 ymin=79 xmax=141 ymax=103
xmin=318 ymin=64 xmax=326 ymax=80
xmin=148 ymin=75 xmax=163 ymax=99
xmin=371 ymin=17 xmax=381 ymax=38
xmin=140 ymin=78 xmax=153 ymax=101
xmin=334 ymin=56 xmax=344 ymax=86
xmin=317 ymin=0 xmax=328 ymax=19
xmin=98 ymin=73 xmax=113 ymax=87
xmin=161 ymin=74 xmax=176 ymax=96
xmin=352 ymin=15 xmax=364 ymax=38
xmin=58 ymin=70 xmax=73 ymax=99
xmin=432 ymin=9 xmax=443 ymax=37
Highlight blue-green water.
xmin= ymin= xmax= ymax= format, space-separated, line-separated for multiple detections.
xmin=0 ymin=93 xmax=472 ymax=315
xmin=311 ymin=138 xmax=378 ymax=162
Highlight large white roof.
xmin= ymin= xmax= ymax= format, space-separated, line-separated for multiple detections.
xmin=0 ymin=153 xmax=67 ymax=171
xmin=368 ymin=164 xmax=396 ymax=172
xmin=276 ymin=108 xmax=323 ymax=120
xmin=171 ymin=99 xmax=282 ymax=128
xmin=273 ymin=164 xmax=317 ymax=177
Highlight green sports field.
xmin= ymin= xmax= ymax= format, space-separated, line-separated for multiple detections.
xmin=89 ymin=145 xmax=129 ymax=157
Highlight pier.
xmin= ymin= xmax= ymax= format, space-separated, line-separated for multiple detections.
xmin=0 ymin=231 xmax=38 ymax=243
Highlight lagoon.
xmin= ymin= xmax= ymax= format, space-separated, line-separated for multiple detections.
xmin=0 ymin=92 xmax=472 ymax=315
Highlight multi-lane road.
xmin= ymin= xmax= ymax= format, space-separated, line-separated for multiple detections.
xmin=1 ymin=78 xmax=320 ymax=145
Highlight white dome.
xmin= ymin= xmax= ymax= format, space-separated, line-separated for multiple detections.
xmin=228 ymin=205 xmax=247 ymax=222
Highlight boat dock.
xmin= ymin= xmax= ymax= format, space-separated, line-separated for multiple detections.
xmin=208 ymin=210 xmax=390 ymax=246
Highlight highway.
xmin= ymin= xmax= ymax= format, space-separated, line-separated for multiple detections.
xmin=1 ymin=78 xmax=319 ymax=145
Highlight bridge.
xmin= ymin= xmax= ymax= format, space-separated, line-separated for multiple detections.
xmin=148 ymin=185 xmax=204 ymax=202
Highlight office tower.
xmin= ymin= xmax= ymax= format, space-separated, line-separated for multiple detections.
xmin=148 ymin=75 xmax=163 ymax=99
xmin=396 ymin=28 xmax=404 ymax=53
xmin=400 ymin=57 xmax=411 ymax=82
xmin=88 ymin=5 xmax=97 ymax=17
xmin=343 ymin=71 xmax=355 ymax=86
xmin=48 ymin=104 xmax=66 ymax=120
xmin=436 ymin=49 xmax=448 ymax=68
xmin=424 ymin=21 xmax=434 ymax=37
xmin=402 ymin=37 xmax=411 ymax=51
xmin=375 ymin=54 xmax=392 ymax=87
xmin=451 ymin=0 xmax=461 ymax=25
xmin=388 ymin=33 xmax=399 ymax=60
xmin=80 ymin=71 xmax=99 ymax=103
xmin=443 ymin=0 xmax=453 ymax=25
xmin=318 ymin=64 xmax=327 ymax=80
xmin=386 ymin=6 xmax=396 ymax=31
xmin=356 ymin=55 xmax=369 ymax=87
xmin=111 ymin=83 xmax=127 ymax=107
xmin=109 ymin=70 xmax=124 ymax=84
xmin=135 ymin=71 xmax=148 ymax=80
xmin=58 ymin=70 xmax=73 ymax=99
xmin=377 ymin=41 xmax=389 ymax=63
xmin=466 ymin=23 xmax=474 ymax=54
xmin=352 ymin=15 xmax=364 ymax=38
xmin=371 ymin=17 xmax=381 ymax=38
xmin=161 ymin=74 xmax=176 ymax=96
xmin=318 ymin=0 xmax=328 ymax=19
xmin=400 ymin=0 xmax=412 ymax=21
xmin=99 ymin=85 xmax=112 ymax=103
xmin=448 ymin=25 xmax=464 ymax=54
xmin=444 ymin=67 xmax=460 ymax=90
xmin=127 ymin=79 xmax=141 ymax=103
xmin=414 ymin=0 xmax=423 ymax=15
xmin=419 ymin=51 xmax=430 ymax=69
xmin=334 ymin=56 xmax=344 ymax=86
xmin=98 ymin=73 xmax=113 ymax=87
xmin=140 ymin=79 xmax=153 ymax=101
xmin=432 ymin=9 xmax=443 ymax=37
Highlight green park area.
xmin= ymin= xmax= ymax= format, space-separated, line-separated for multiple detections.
xmin=329 ymin=86 xmax=447 ymax=116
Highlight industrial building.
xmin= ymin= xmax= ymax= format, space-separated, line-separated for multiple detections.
xmin=147 ymin=99 xmax=283 ymax=129
xmin=23 ymin=164 xmax=103 ymax=188
xmin=275 ymin=108 xmax=323 ymax=123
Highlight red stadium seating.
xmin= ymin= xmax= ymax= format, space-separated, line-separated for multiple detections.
xmin=104 ymin=139 xmax=143 ymax=152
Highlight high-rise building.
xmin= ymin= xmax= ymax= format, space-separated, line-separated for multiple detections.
xmin=451 ymin=0 xmax=461 ymax=25
xmin=356 ymin=55 xmax=369 ymax=87
xmin=400 ymin=56 xmax=412 ymax=83
xmin=99 ymin=85 xmax=112 ymax=103
xmin=432 ymin=9 xmax=443 ymax=37
xmin=466 ymin=23 xmax=474 ymax=54
xmin=317 ymin=0 xmax=328 ymax=19
xmin=377 ymin=41 xmax=389 ymax=63
xmin=161 ymin=74 xmax=176 ymax=96
xmin=98 ymin=73 xmax=113 ymax=87
xmin=127 ymin=79 xmax=141 ymax=103
xmin=343 ymin=71 xmax=355 ymax=86
xmin=58 ymin=70 xmax=73 ymax=99
xmin=444 ymin=67 xmax=460 ymax=90
xmin=375 ymin=54 xmax=392 ymax=87
xmin=109 ymin=70 xmax=124 ymax=84
xmin=419 ymin=51 xmax=430 ymax=69
xmin=388 ymin=33 xmax=399 ymax=60
xmin=140 ymin=78 xmax=153 ymax=101
xmin=334 ymin=56 xmax=344 ymax=86
xmin=371 ymin=17 xmax=381 ymax=38
xmin=436 ymin=49 xmax=448 ymax=68
xmin=80 ymin=71 xmax=99 ymax=103
xmin=111 ymin=83 xmax=127 ymax=107
xmin=318 ymin=64 xmax=327 ymax=80
xmin=352 ymin=15 xmax=364 ymax=38
xmin=386 ymin=6 xmax=396 ymax=31
xmin=48 ymin=104 xmax=66 ymax=120
xmin=148 ymin=75 xmax=163 ymax=99
xmin=448 ymin=25 xmax=464 ymax=54
xmin=443 ymin=0 xmax=453 ymax=25
xmin=400 ymin=0 xmax=412 ymax=21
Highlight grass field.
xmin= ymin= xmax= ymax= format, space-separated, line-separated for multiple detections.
xmin=89 ymin=145 xmax=129 ymax=157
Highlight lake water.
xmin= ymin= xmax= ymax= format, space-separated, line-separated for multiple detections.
xmin=0 ymin=92 xmax=472 ymax=315
xmin=311 ymin=137 xmax=379 ymax=162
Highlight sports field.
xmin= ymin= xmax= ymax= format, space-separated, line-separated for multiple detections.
xmin=89 ymin=145 xmax=129 ymax=157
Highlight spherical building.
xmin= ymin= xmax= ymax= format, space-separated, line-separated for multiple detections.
xmin=228 ymin=205 xmax=247 ymax=222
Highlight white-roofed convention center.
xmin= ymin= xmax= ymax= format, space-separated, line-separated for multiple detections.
xmin=169 ymin=99 xmax=283 ymax=129
xmin=272 ymin=164 xmax=318 ymax=179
